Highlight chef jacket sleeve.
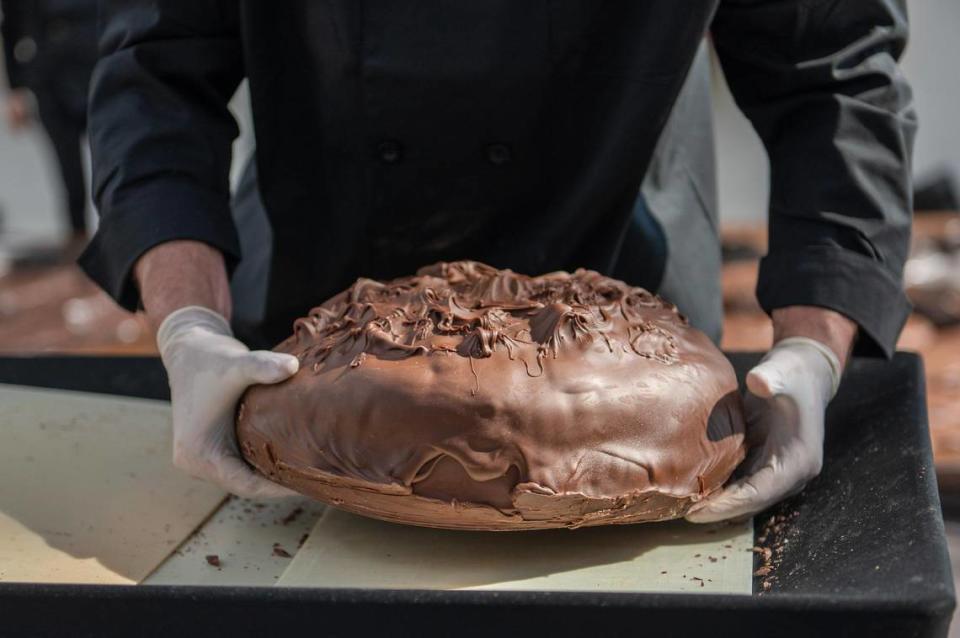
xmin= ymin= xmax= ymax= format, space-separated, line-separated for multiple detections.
xmin=712 ymin=0 xmax=916 ymax=357
xmin=1 ymin=0 xmax=27 ymax=89
xmin=78 ymin=0 xmax=244 ymax=311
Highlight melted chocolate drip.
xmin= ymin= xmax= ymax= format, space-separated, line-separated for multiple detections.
xmin=237 ymin=261 xmax=746 ymax=530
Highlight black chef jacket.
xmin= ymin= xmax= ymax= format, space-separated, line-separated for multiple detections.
xmin=79 ymin=0 xmax=916 ymax=356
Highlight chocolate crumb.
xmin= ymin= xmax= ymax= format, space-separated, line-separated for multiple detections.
xmin=272 ymin=543 xmax=292 ymax=558
xmin=205 ymin=554 xmax=221 ymax=568
xmin=754 ymin=507 xmax=800 ymax=594
xmin=281 ymin=507 xmax=304 ymax=526
xmin=660 ymin=570 xmax=668 ymax=574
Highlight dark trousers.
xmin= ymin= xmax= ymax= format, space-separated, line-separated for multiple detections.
xmin=34 ymin=83 xmax=88 ymax=234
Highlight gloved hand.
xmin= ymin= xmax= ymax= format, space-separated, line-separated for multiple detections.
xmin=686 ymin=337 xmax=841 ymax=523
xmin=157 ymin=305 xmax=300 ymax=498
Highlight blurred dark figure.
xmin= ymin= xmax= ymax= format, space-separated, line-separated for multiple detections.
xmin=1 ymin=0 xmax=97 ymax=256
xmin=914 ymin=167 xmax=960 ymax=213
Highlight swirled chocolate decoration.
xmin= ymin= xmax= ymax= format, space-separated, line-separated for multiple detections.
xmin=237 ymin=261 xmax=746 ymax=530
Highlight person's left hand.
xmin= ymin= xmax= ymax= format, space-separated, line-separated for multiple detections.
xmin=686 ymin=336 xmax=841 ymax=523
xmin=5 ymin=89 xmax=31 ymax=131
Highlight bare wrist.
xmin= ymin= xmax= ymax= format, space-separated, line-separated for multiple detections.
xmin=134 ymin=240 xmax=232 ymax=329
xmin=771 ymin=306 xmax=857 ymax=371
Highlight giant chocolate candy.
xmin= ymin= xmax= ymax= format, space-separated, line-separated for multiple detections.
xmin=237 ymin=261 xmax=746 ymax=530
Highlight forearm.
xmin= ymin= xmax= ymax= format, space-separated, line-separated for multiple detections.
xmin=134 ymin=240 xmax=232 ymax=329
xmin=713 ymin=0 xmax=914 ymax=357
xmin=78 ymin=1 xmax=243 ymax=312
xmin=772 ymin=306 xmax=857 ymax=372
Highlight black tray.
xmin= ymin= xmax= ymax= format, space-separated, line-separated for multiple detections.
xmin=0 ymin=353 xmax=952 ymax=637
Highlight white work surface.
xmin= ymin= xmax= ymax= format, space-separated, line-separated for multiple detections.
xmin=0 ymin=384 xmax=225 ymax=584
xmin=144 ymin=495 xmax=324 ymax=586
xmin=0 ymin=385 xmax=754 ymax=593
xmin=277 ymin=507 xmax=754 ymax=594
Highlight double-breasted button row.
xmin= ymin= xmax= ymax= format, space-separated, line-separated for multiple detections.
xmin=375 ymin=140 xmax=513 ymax=166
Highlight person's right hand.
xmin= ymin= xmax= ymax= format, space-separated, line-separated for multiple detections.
xmin=157 ymin=305 xmax=300 ymax=498
xmin=5 ymin=89 xmax=31 ymax=131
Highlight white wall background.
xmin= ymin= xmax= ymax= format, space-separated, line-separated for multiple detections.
xmin=0 ymin=0 xmax=956 ymax=242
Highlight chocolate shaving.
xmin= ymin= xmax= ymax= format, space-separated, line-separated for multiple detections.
xmin=281 ymin=507 xmax=304 ymax=526
xmin=753 ymin=508 xmax=800 ymax=594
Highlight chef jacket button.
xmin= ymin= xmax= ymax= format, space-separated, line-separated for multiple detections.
xmin=486 ymin=143 xmax=512 ymax=166
xmin=377 ymin=140 xmax=402 ymax=164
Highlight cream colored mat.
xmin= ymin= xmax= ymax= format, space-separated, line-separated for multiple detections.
xmin=145 ymin=495 xmax=325 ymax=586
xmin=0 ymin=383 xmax=754 ymax=592
xmin=0 ymin=384 xmax=226 ymax=584
xmin=277 ymin=507 xmax=754 ymax=593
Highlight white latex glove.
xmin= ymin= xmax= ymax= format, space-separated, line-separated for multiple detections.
xmin=157 ymin=305 xmax=300 ymax=498
xmin=686 ymin=337 xmax=841 ymax=523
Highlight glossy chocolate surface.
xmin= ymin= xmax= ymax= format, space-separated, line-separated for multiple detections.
xmin=238 ymin=261 xmax=745 ymax=530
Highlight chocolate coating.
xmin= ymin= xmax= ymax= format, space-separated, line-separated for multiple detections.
xmin=237 ymin=261 xmax=746 ymax=530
